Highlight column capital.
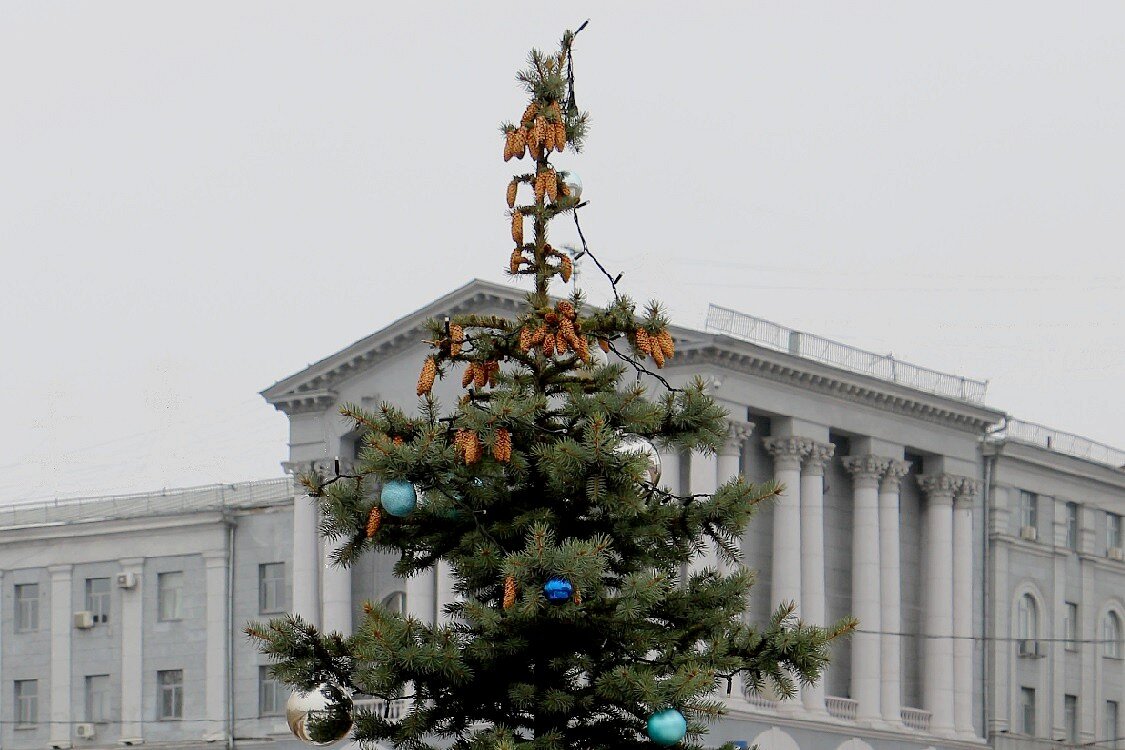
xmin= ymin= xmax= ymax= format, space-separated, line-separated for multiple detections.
xmin=762 ymin=436 xmax=812 ymax=468
xmin=954 ymin=477 xmax=983 ymax=501
xmin=720 ymin=420 xmax=755 ymax=456
xmin=802 ymin=441 xmax=836 ymax=476
xmin=879 ymin=460 xmax=912 ymax=491
xmin=842 ymin=455 xmax=894 ymax=487
xmin=917 ymin=473 xmax=962 ymax=503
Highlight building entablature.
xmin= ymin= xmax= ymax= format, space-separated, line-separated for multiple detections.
xmin=984 ymin=438 xmax=1125 ymax=500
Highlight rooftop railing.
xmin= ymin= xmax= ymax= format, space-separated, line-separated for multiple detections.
xmin=996 ymin=419 xmax=1125 ymax=469
xmin=705 ymin=304 xmax=989 ymax=404
xmin=0 ymin=477 xmax=295 ymax=530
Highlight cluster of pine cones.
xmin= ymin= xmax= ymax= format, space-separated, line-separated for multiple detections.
xmin=509 ymin=244 xmax=571 ymax=281
xmin=453 ymin=427 xmax=511 ymax=466
xmin=518 ymin=300 xmax=589 ymax=362
xmin=503 ymin=101 xmax=566 ymax=161
xmin=462 ymin=360 xmax=500 ymax=389
xmin=631 ymin=327 xmax=676 ymax=368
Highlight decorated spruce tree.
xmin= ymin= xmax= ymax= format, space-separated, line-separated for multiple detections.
xmin=250 ymin=26 xmax=851 ymax=750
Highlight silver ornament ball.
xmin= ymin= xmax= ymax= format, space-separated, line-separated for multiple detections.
xmin=286 ymin=685 xmax=353 ymax=746
xmin=615 ymin=434 xmax=661 ymax=486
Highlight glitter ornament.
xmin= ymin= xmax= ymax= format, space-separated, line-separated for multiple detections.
xmin=286 ymin=685 xmax=353 ymax=746
xmin=543 ymin=577 xmax=574 ymax=603
xmin=615 ymin=435 xmax=662 ymax=485
xmin=646 ymin=708 xmax=687 ymax=746
xmin=380 ymin=480 xmax=417 ymax=517
xmin=561 ymin=171 xmax=582 ymax=202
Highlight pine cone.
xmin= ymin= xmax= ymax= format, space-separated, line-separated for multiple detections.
xmin=560 ymin=254 xmax=573 ymax=282
xmin=598 ymin=337 xmax=611 ymax=353
xmin=392 ymin=435 xmax=404 ymax=446
xmin=656 ymin=330 xmax=675 ymax=359
xmin=518 ymin=325 xmax=534 ymax=352
xmin=462 ymin=363 xmax=475 ymax=388
xmin=510 ymin=247 xmax=524 ymax=275
xmin=532 ymin=116 xmax=548 ymax=149
xmin=529 ymin=324 xmax=548 ymax=347
xmin=473 ymin=361 xmax=488 ymax=388
xmin=503 ymin=575 xmax=517 ymax=609
xmin=503 ymin=130 xmax=514 ymax=161
xmin=534 ymin=171 xmax=546 ymax=203
xmin=512 ymin=128 xmax=527 ymax=159
xmin=511 ymin=212 xmax=523 ymax=245
xmin=559 ymin=318 xmax=580 ymax=351
xmin=573 ymin=588 xmax=582 ymax=605
xmin=545 ymin=169 xmax=558 ymax=202
xmin=634 ymin=328 xmax=653 ymax=356
xmin=542 ymin=333 xmax=557 ymax=356
xmin=464 ymin=432 xmax=482 ymax=464
xmin=574 ymin=335 xmax=590 ymax=363
xmin=652 ymin=345 xmax=665 ymax=368
xmin=506 ymin=180 xmax=518 ymax=208
xmin=527 ymin=136 xmax=542 ymax=161
xmin=417 ymin=357 xmax=437 ymax=396
xmin=521 ymin=102 xmax=538 ymax=128
xmin=493 ymin=428 xmax=512 ymax=462
xmin=554 ymin=120 xmax=566 ymax=152
xmin=555 ymin=330 xmax=570 ymax=354
xmin=366 ymin=506 xmax=381 ymax=538
xmin=486 ymin=360 xmax=501 ymax=386
xmin=557 ymin=300 xmax=575 ymax=319
xmin=543 ymin=120 xmax=556 ymax=152
xmin=449 ymin=324 xmax=464 ymax=357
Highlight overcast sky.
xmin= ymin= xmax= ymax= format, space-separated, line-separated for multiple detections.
xmin=2 ymin=2 xmax=1123 ymax=503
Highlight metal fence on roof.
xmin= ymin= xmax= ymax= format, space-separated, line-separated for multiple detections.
xmin=996 ymin=420 xmax=1125 ymax=470
xmin=0 ymin=477 xmax=295 ymax=530
xmin=705 ymin=304 xmax=989 ymax=404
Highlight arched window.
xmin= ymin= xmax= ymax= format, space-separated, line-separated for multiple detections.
xmin=1103 ymin=611 xmax=1122 ymax=658
xmin=1017 ymin=594 xmax=1039 ymax=640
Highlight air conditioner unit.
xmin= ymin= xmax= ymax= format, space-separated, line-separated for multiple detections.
xmin=1020 ymin=525 xmax=1038 ymax=542
xmin=74 ymin=611 xmax=95 ymax=629
xmin=75 ymin=723 xmax=97 ymax=739
xmin=116 ymin=572 xmax=137 ymax=589
xmin=1017 ymin=639 xmax=1042 ymax=657
xmin=1109 ymin=547 xmax=1124 ymax=562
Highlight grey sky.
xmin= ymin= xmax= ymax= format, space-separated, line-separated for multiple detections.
xmin=2 ymin=2 xmax=1122 ymax=502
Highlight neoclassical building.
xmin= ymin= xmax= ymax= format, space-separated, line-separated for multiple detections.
xmin=4 ymin=279 xmax=1122 ymax=750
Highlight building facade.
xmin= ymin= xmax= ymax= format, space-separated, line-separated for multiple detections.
xmin=4 ymin=279 xmax=1122 ymax=750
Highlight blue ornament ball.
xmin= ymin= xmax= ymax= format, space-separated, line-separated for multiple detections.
xmin=380 ymin=480 xmax=417 ymax=517
xmin=562 ymin=171 xmax=582 ymax=202
xmin=646 ymin=708 xmax=687 ymax=747
xmin=542 ymin=577 xmax=574 ymax=604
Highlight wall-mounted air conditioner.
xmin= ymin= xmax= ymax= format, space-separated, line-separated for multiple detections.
xmin=1019 ymin=525 xmax=1038 ymax=542
xmin=1017 ymin=639 xmax=1043 ymax=657
xmin=75 ymin=723 xmax=96 ymax=739
xmin=1109 ymin=547 xmax=1124 ymax=562
xmin=74 ymin=611 xmax=95 ymax=629
xmin=116 ymin=572 xmax=137 ymax=589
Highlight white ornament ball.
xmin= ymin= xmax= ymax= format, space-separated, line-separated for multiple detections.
xmin=562 ymin=171 xmax=582 ymax=202
xmin=286 ymin=685 xmax=352 ymax=746
xmin=615 ymin=434 xmax=661 ymax=486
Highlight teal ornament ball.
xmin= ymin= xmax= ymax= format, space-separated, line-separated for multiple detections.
xmin=646 ymin=708 xmax=687 ymax=746
xmin=380 ymin=480 xmax=417 ymax=517
xmin=562 ymin=171 xmax=582 ymax=202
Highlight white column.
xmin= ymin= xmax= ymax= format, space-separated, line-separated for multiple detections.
xmin=918 ymin=474 xmax=958 ymax=735
xmin=953 ymin=479 xmax=980 ymax=738
xmin=716 ymin=421 xmax=752 ymax=703
xmin=436 ymin=560 xmax=457 ymax=623
xmin=203 ymin=550 xmax=230 ymax=739
xmin=800 ymin=441 xmax=835 ymax=716
xmin=762 ymin=437 xmax=809 ymax=610
xmin=406 ymin=568 xmax=436 ymax=624
xmin=843 ymin=455 xmax=891 ymax=723
xmin=689 ymin=450 xmax=719 ymax=574
xmin=48 ymin=564 xmax=73 ymax=749
xmin=878 ymin=461 xmax=910 ymax=725
xmin=292 ymin=492 xmax=321 ymax=626
xmin=321 ymin=540 xmax=352 ymax=635
xmin=119 ymin=558 xmax=145 ymax=742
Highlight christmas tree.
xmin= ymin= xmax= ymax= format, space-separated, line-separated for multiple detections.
xmin=249 ymin=26 xmax=852 ymax=750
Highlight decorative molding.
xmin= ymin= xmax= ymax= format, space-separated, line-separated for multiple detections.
xmin=721 ymin=420 xmax=756 ymax=455
xmin=955 ymin=477 xmax=983 ymax=500
xmin=762 ymin=436 xmax=813 ymax=469
xmin=880 ymin=460 xmax=912 ymax=491
xmin=802 ymin=441 xmax=836 ymax=476
xmin=916 ymin=473 xmax=965 ymax=498
xmin=842 ymin=455 xmax=894 ymax=484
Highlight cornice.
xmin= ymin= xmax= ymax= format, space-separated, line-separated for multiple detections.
xmin=672 ymin=338 xmax=1004 ymax=435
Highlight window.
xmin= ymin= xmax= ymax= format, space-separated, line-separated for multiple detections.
xmin=1104 ymin=612 xmax=1122 ymax=658
xmin=1107 ymin=700 xmax=1120 ymax=750
xmin=1109 ymin=513 xmax=1122 ymax=551
xmin=1066 ymin=502 xmax=1079 ymax=550
xmin=86 ymin=577 xmax=111 ymax=624
xmin=85 ymin=675 xmax=109 ymax=724
xmin=1065 ymin=602 xmax=1079 ymax=651
xmin=158 ymin=572 xmax=183 ymax=621
xmin=15 ymin=584 xmax=39 ymax=632
xmin=1019 ymin=490 xmax=1038 ymax=530
xmin=1017 ymin=594 xmax=1039 ymax=641
xmin=157 ymin=670 xmax=183 ymax=719
xmin=1065 ymin=695 xmax=1078 ymax=743
xmin=15 ymin=680 xmax=38 ymax=727
xmin=259 ymin=563 xmax=285 ymax=613
xmin=259 ymin=666 xmax=284 ymax=716
xmin=1021 ymin=687 xmax=1036 ymax=736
